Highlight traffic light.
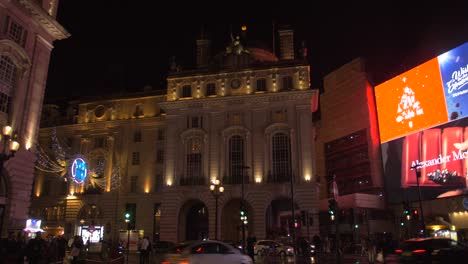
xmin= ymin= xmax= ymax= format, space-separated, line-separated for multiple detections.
xmin=412 ymin=209 xmax=419 ymax=220
xmin=240 ymin=206 xmax=248 ymax=224
xmin=124 ymin=212 xmax=132 ymax=230
xmin=328 ymin=199 xmax=338 ymax=221
xmin=400 ymin=218 xmax=405 ymax=227
xmin=124 ymin=212 xmax=131 ymax=222
xmin=403 ymin=202 xmax=411 ymax=220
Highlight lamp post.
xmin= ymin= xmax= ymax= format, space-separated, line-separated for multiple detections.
xmin=240 ymin=166 xmax=250 ymax=253
xmin=0 ymin=125 xmax=20 ymax=170
xmin=124 ymin=213 xmax=130 ymax=264
xmin=0 ymin=125 xmax=19 ymax=235
xmin=412 ymin=165 xmax=426 ymax=236
xmin=210 ymin=179 xmax=224 ymax=240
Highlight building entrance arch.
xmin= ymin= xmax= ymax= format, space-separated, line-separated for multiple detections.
xmin=265 ymin=197 xmax=300 ymax=241
xmin=179 ymin=199 xmax=208 ymax=242
xmin=221 ymin=198 xmax=253 ymax=243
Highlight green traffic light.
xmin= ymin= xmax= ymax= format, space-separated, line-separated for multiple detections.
xmin=125 ymin=213 xmax=130 ymax=219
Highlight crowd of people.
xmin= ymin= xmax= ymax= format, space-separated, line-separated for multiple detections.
xmin=0 ymin=231 xmax=70 ymax=264
xmin=0 ymin=231 xmax=95 ymax=264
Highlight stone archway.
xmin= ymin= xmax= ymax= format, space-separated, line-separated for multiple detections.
xmin=178 ymin=199 xmax=208 ymax=242
xmin=221 ymin=198 xmax=254 ymax=243
xmin=265 ymin=197 xmax=300 ymax=241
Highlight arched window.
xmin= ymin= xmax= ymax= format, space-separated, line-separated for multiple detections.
xmin=186 ymin=138 xmax=202 ymax=181
xmin=272 ymin=132 xmax=291 ymax=182
xmin=228 ymin=135 xmax=244 ymax=184
xmin=0 ymin=55 xmax=16 ymax=113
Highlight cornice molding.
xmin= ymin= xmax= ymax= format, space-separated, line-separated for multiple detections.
xmin=159 ymin=89 xmax=318 ymax=111
xmin=18 ymin=0 xmax=70 ymax=40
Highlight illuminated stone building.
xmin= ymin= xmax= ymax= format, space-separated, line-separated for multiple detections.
xmin=31 ymin=26 xmax=321 ymax=244
xmin=0 ymin=0 xmax=69 ymax=236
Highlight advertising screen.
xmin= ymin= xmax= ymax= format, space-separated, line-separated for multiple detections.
xmin=377 ymin=42 xmax=468 ymax=203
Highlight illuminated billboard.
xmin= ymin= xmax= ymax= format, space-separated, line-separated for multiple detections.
xmin=377 ymin=42 xmax=468 ymax=202
xmin=375 ymin=42 xmax=468 ymax=143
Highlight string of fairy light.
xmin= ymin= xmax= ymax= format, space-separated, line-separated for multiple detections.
xmin=35 ymin=128 xmax=121 ymax=190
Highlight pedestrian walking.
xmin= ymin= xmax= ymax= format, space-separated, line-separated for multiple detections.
xmin=139 ymin=236 xmax=150 ymax=264
xmin=246 ymin=233 xmax=256 ymax=261
xmin=368 ymin=241 xmax=377 ymax=264
xmin=70 ymin=235 xmax=84 ymax=264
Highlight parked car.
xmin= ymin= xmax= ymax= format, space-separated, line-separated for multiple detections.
xmin=395 ymin=237 xmax=468 ymax=263
xmin=253 ymin=239 xmax=294 ymax=257
xmin=161 ymin=240 xmax=253 ymax=264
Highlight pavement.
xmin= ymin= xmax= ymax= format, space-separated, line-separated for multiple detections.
xmin=87 ymin=252 xmax=400 ymax=264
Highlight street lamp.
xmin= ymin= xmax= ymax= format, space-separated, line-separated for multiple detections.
xmin=124 ymin=212 xmax=131 ymax=264
xmin=0 ymin=125 xmax=20 ymax=170
xmin=411 ymin=164 xmax=426 ymax=236
xmin=240 ymin=166 xmax=250 ymax=253
xmin=210 ymin=179 xmax=224 ymax=240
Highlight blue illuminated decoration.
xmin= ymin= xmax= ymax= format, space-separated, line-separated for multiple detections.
xmin=71 ymin=158 xmax=87 ymax=184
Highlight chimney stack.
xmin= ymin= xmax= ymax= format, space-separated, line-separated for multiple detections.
xmin=196 ymin=30 xmax=211 ymax=68
xmin=278 ymin=26 xmax=294 ymax=60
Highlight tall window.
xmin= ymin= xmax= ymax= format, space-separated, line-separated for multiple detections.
xmin=186 ymin=138 xmax=202 ymax=179
xmin=228 ymin=135 xmax=244 ymax=184
xmin=4 ymin=16 xmax=27 ymax=46
xmin=272 ymin=132 xmax=291 ymax=182
xmin=182 ymin=85 xmax=192 ymax=98
xmin=282 ymin=76 xmax=293 ymax=91
xmin=256 ymin=78 xmax=266 ymax=92
xmin=0 ymin=56 xmax=16 ymax=113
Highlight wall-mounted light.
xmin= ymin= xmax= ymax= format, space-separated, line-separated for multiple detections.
xmin=0 ymin=125 xmax=20 ymax=171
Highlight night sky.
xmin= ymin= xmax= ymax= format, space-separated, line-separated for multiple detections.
xmin=44 ymin=1 xmax=468 ymax=101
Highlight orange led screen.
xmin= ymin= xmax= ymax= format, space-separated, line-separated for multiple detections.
xmin=375 ymin=58 xmax=449 ymax=143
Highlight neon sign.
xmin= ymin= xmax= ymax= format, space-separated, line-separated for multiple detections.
xmin=71 ymin=158 xmax=87 ymax=184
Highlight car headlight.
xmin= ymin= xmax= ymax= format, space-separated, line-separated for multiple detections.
xmin=287 ymin=248 xmax=294 ymax=252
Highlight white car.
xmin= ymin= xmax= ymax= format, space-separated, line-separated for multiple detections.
xmin=253 ymin=239 xmax=294 ymax=256
xmin=161 ymin=240 xmax=253 ymax=264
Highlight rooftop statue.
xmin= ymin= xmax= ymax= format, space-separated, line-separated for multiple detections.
xmin=226 ymin=33 xmax=249 ymax=55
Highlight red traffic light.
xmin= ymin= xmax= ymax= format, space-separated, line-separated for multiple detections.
xmin=413 ymin=209 xmax=419 ymax=215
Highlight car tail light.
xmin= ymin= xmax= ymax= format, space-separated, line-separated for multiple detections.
xmin=412 ymin=249 xmax=427 ymax=254
xmin=395 ymin=249 xmax=402 ymax=254
xmin=161 ymin=262 xmax=170 ymax=264
xmin=179 ymin=262 xmax=189 ymax=264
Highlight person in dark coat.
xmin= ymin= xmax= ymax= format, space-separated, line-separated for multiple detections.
xmin=246 ymin=234 xmax=256 ymax=260
xmin=27 ymin=232 xmax=45 ymax=264
xmin=56 ymin=235 xmax=68 ymax=263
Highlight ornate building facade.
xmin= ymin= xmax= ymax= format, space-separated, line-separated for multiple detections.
xmin=31 ymin=26 xmax=320 ymax=244
xmin=0 ymin=0 xmax=69 ymax=236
